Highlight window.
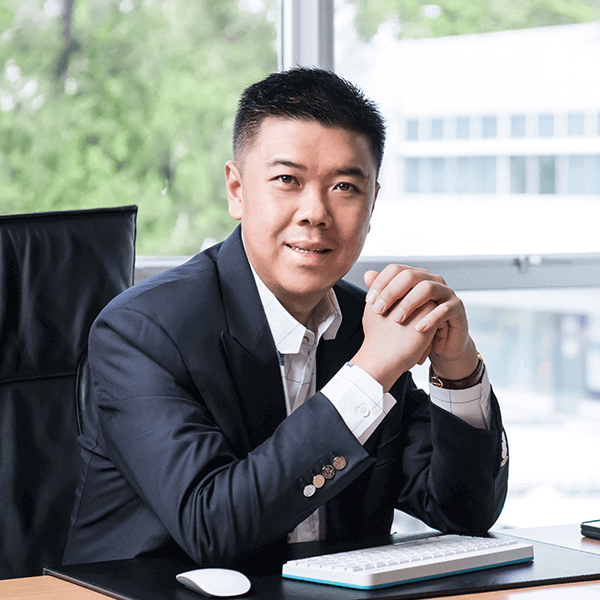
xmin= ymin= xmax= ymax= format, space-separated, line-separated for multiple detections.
xmin=431 ymin=157 xmax=445 ymax=192
xmin=456 ymin=117 xmax=470 ymax=139
xmin=405 ymin=158 xmax=419 ymax=192
xmin=406 ymin=119 xmax=419 ymax=140
xmin=539 ymin=156 xmax=556 ymax=194
xmin=539 ymin=114 xmax=554 ymax=137
xmin=568 ymin=113 xmax=585 ymax=135
xmin=482 ymin=116 xmax=497 ymax=138
xmin=511 ymin=115 xmax=526 ymax=137
xmin=405 ymin=156 xmax=497 ymax=194
xmin=510 ymin=156 xmax=526 ymax=193
xmin=431 ymin=118 xmax=444 ymax=139
xmin=481 ymin=156 xmax=497 ymax=193
xmin=454 ymin=157 xmax=468 ymax=193
xmin=568 ymin=155 xmax=599 ymax=194
xmin=569 ymin=155 xmax=586 ymax=194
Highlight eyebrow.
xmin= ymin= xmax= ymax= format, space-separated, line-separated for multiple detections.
xmin=336 ymin=167 xmax=368 ymax=180
xmin=267 ymin=160 xmax=369 ymax=180
xmin=267 ymin=159 xmax=305 ymax=170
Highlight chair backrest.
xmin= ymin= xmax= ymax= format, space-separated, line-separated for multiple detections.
xmin=0 ymin=206 xmax=137 ymax=579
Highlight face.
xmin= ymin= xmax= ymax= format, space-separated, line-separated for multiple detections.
xmin=225 ymin=117 xmax=379 ymax=324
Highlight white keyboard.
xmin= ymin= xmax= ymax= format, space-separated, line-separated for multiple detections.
xmin=282 ymin=534 xmax=534 ymax=590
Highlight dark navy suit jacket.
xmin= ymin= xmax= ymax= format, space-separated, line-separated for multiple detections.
xmin=63 ymin=226 xmax=508 ymax=572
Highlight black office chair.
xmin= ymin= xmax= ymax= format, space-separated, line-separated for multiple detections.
xmin=0 ymin=205 xmax=137 ymax=579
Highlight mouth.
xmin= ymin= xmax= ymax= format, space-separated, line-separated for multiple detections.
xmin=286 ymin=244 xmax=332 ymax=255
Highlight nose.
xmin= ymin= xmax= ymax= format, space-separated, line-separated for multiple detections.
xmin=296 ymin=186 xmax=332 ymax=228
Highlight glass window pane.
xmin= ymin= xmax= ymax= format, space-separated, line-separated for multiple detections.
xmin=405 ymin=158 xmax=419 ymax=192
xmin=482 ymin=116 xmax=497 ymax=138
xmin=511 ymin=115 xmax=526 ymax=137
xmin=456 ymin=157 xmax=470 ymax=193
xmin=431 ymin=157 xmax=445 ymax=192
xmin=539 ymin=156 xmax=556 ymax=194
xmin=470 ymin=157 xmax=484 ymax=192
xmin=539 ymin=114 xmax=554 ymax=137
xmin=568 ymin=155 xmax=585 ymax=194
xmin=456 ymin=117 xmax=470 ymax=139
xmin=511 ymin=156 xmax=526 ymax=193
xmin=406 ymin=119 xmax=419 ymax=140
xmin=405 ymin=287 xmax=600 ymax=530
xmin=568 ymin=113 xmax=585 ymax=135
xmin=482 ymin=156 xmax=497 ymax=193
xmin=445 ymin=157 xmax=458 ymax=192
xmin=462 ymin=289 xmax=600 ymax=529
xmin=335 ymin=10 xmax=600 ymax=254
xmin=431 ymin=118 xmax=444 ymax=139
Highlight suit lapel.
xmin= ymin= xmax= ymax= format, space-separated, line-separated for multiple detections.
xmin=216 ymin=227 xmax=287 ymax=449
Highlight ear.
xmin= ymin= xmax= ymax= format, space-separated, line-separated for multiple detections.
xmin=225 ymin=161 xmax=243 ymax=221
xmin=371 ymin=182 xmax=380 ymax=216
xmin=368 ymin=182 xmax=380 ymax=233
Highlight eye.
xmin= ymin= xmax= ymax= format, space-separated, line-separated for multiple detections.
xmin=277 ymin=175 xmax=295 ymax=184
xmin=334 ymin=181 xmax=359 ymax=192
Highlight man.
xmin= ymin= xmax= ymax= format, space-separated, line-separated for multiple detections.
xmin=63 ymin=68 xmax=508 ymax=573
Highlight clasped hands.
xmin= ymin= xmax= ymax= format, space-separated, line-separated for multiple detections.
xmin=352 ymin=265 xmax=479 ymax=393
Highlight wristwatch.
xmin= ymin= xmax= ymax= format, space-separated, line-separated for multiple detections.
xmin=429 ymin=353 xmax=485 ymax=389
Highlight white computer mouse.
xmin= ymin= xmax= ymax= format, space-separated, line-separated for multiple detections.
xmin=176 ymin=568 xmax=251 ymax=597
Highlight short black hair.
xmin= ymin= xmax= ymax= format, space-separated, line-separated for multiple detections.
xmin=233 ymin=67 xmax=386 ymax=176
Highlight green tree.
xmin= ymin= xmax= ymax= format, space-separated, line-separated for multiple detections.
xmin=350 ymin=0 xmax=600 ymax=41
xmin=0 ymin=0 xmax=277 ymax=254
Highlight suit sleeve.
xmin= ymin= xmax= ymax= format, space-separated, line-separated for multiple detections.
xmin=391 ymin=374 xmax=508 ymax=536
xmin=89 ymin=306 xmax=377 ymax=568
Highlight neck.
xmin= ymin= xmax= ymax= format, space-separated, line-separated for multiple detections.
xmin=278 ymin=293 xmax=322 ymax=326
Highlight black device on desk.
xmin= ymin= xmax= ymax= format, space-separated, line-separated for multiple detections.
xmin=582 ymin=520 xmax=600 ymax=540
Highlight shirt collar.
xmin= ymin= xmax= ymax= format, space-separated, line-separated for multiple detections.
xmin=248 ymin=263 xmax=342 ymax=355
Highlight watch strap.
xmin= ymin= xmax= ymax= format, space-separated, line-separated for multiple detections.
xmin=430 ymin=353 xmax=485 ymax=389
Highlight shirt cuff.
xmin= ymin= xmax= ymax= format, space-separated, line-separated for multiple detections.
xmin=429 ymin=367 xmax=492 ymax=429
xmin=322 ymin=362 xmax=396 ymax=445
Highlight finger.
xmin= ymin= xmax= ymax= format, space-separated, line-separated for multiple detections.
xmin=363 ymin=270 xmax=379 ymax=291
xmin=365 ymin=264 xmax=411 ymax=306
xmin=368 ymin=265 xmax=435 ymax=314
xmin=413 ymin=298 xmax=465 ymax=334
xmin=389 ymin=278 xmax=450 ymax=323
xmin=430 ymin=324 xmax=450 ymax=355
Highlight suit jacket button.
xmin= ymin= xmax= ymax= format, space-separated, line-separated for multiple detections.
xmin=303 ymin=484 xmax=316 ymax=498
xmin=333 ymin=456 xmax=347 ymax=470
xmin=322 ymin=464 xmax=335 ymax=480
xmin=312 ymin=474 xmax=325 ymax=488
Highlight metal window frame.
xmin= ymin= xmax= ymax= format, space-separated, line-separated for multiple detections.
xmin=278 ymin=0 xmax=334 ymax=71
xmin=346 ymin=254 xmax=600 ymax=292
